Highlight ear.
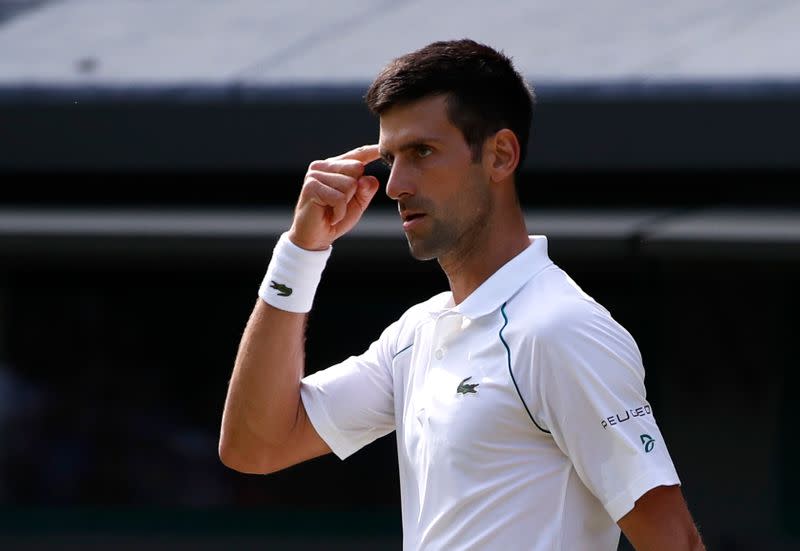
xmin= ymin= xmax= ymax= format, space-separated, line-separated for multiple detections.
xmin=485 ymin=129 xmax=520 ymax=183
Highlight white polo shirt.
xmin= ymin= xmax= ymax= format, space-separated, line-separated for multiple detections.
xmin=300 ymin=236 xmax=680 ymax=551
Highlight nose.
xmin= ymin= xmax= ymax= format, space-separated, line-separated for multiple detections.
xmin=385 ymin=161 xmax=415 ymax=201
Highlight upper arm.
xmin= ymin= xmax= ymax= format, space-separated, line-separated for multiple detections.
xmin=219 ymin=392 xmax=332 ymax=475
xmin=618 ymin=484 xmax=705 ymax=551
xmin=259 ymin=312 xmax=408 ymax=474
xmin=298 ymin=321 xmax=400 ymax=460
xmin=222 ymin=319 xmax=401 ymax=475
xmin=254 ymin=401 xmax=333 ymax=474
xmin=254 ymin=326 xmax=399 ymax=472
xmin=534 ymin=302 xmax=682 ymax=521
xmin=300 ymin=354 xmax=396 ymax=460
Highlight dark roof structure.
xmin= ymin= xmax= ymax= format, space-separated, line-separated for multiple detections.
xmin=2 ymin=0 xmax=799 ymax=84
xmin=1 ymin=1 xmax=798 ymax=258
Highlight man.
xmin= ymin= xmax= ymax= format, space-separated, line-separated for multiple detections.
xmin=219 ymin=39 xmax=705 ymax=550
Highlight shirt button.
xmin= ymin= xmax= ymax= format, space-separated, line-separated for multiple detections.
xmin=434 ymin=348 xmax=444 ymax=360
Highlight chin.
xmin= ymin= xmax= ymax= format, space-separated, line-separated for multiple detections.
xmin=406 ymin=237 xmax=439 ymax=262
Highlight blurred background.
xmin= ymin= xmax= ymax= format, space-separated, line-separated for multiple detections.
xmin=1 ymin=1 xmax=799 ymax=549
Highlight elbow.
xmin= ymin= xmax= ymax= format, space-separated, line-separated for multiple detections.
xmin=690 ymin=531 xmax=707 ymax=551
xmin=218 ymin=437 xmax=278 ymax=475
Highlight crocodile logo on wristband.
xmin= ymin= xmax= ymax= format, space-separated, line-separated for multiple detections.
xmin=270 ymin=281 xmax=293 ymax=297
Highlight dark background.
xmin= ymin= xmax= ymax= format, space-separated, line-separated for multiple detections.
xmin=0 ymin=82 xmax=799 ymax=550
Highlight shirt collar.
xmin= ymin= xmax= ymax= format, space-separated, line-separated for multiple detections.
xmin=428 ymin=235 xmax=553 ymax=320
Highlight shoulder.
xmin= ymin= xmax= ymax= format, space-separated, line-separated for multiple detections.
xmin=396 ymin=290 xmax=449 ymax=330
xmin=381 ymin=290 xmax=450 ymax=354
xmin=507 ymin=266 xmax=641 ymax=367
xmin=506 ymin=265 xmax=608 ymax=338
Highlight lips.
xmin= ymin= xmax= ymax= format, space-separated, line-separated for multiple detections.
xmin=402 ymin=212 xmax=425 ymax=222
xmin=401 ymin=211 xmax=427 ymax=231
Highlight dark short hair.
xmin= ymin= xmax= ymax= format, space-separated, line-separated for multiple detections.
xmin=365 ymin=39 xmax=535 ymax=169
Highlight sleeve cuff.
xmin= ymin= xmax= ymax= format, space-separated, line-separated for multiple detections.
xmin=604 ymin=468 xmax=682 ymax=522
xmin=300 ymin=380 xmax=359 ymax=460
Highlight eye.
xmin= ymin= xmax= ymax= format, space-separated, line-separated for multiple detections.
xmin=381 ymin=156 xmax=393 ymax=168
xmin=416 ymin=146 xmax=433 ymax=159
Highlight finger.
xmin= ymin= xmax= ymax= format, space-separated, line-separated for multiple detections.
xmin=353 ymin=176 xmax=381 ymax=217
xmin=333 ymin=175 xmax=380 ymax=233
xmin=308 ymin=158 xmax=365 ymax=178
xmin=355 ymin=175 xmax=380 ymax=208
xmin=307 ymin=170 xmax=358 ymax=202
xmin=305 ymin=179 xmax=347 ymax=225
xmin=330 ymin=144 xmax=381 ymax=164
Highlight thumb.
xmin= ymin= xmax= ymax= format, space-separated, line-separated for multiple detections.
xmin=356 ymin=175 xmax=380 ymax=208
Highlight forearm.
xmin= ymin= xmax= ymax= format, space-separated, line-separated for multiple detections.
xmin=619 ymin=485 xmax=706 ymax=551
xmin=627 ymin=533 xmax=705 ymax=551
xmin=629 ymin=535 xmax=705 ymax=551
xmin=218 ymin=144 xmax=381 ymax=473
xmin=219 ymin=299 xmax=307 ymax=470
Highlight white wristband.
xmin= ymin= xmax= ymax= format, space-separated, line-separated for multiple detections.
xmin=258 ymin=232 xmax=332 ymax=313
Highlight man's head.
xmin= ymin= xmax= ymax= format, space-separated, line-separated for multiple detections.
xmin=365 ymin=39 xmax=534 ymax=262
xmin=365 ymin=39 xmax=535 ymax=170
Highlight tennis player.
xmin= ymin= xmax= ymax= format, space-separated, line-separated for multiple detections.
xmin=220 ymin=39 xmax=705 ymax=550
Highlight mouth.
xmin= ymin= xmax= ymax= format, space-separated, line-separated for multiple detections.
xmin=401 ymin=212 xmax=427 ymax=231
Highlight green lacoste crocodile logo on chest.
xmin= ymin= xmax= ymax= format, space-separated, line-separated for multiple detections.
xmin=457 ymin=376 xmax=479 ymax=395
xmin=270 ymin=281 xmax=293 ymax=297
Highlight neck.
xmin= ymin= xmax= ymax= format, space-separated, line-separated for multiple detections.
xmin=439 ymin=206 xmax=530 ymax=305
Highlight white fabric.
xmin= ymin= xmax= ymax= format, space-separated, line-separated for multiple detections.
xmin=301 ymin=236 xmax=680 ymax=550
xmin=258 ymin=232 xmax=332 ymax=313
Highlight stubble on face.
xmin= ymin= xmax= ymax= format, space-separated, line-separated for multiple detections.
xmin=379 ymin=94 xmax=495 ymax=264
xmin=404 ymin=169 xmax=493 ymax=263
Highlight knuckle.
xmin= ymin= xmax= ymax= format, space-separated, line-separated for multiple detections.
xmin=301 ymin=177 xmax=325 ymax=199
xmin=308 ymin=159 xmax=326 ymax=172
xmin=303 ymin=174 xmax=321 ymax=187
xmin=340 ymin=160 xmax=364 ymax=175
xmin=321 ymin=184 xmax=343 ymax=199
xmin=309 ymin=170 xmax=352 ymax=189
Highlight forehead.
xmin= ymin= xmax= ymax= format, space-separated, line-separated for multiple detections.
xmin=378 ymin=95 xmax=459 ymax=151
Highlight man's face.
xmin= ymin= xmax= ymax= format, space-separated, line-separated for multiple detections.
xmin=379 ymin=94 xmax=493 ymax=261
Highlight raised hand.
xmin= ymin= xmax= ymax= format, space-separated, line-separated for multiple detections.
xmin=288 ymin=145 xmax=382 ymax=251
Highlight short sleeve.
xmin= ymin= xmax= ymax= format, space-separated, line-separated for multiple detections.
xmin=536 ymin=302 xmax=681 ymax=522
xmin=300 ymin=321 xmax=399 ymax=460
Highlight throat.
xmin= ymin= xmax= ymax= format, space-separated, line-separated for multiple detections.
xmin=440 ymin=230 xmax=530 ymax=305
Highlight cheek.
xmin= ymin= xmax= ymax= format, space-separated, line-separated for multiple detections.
xmin=438 ymin=176 xmax=486 ymax=224
xmin=426 ymin=156 xmax=474 ymax=192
